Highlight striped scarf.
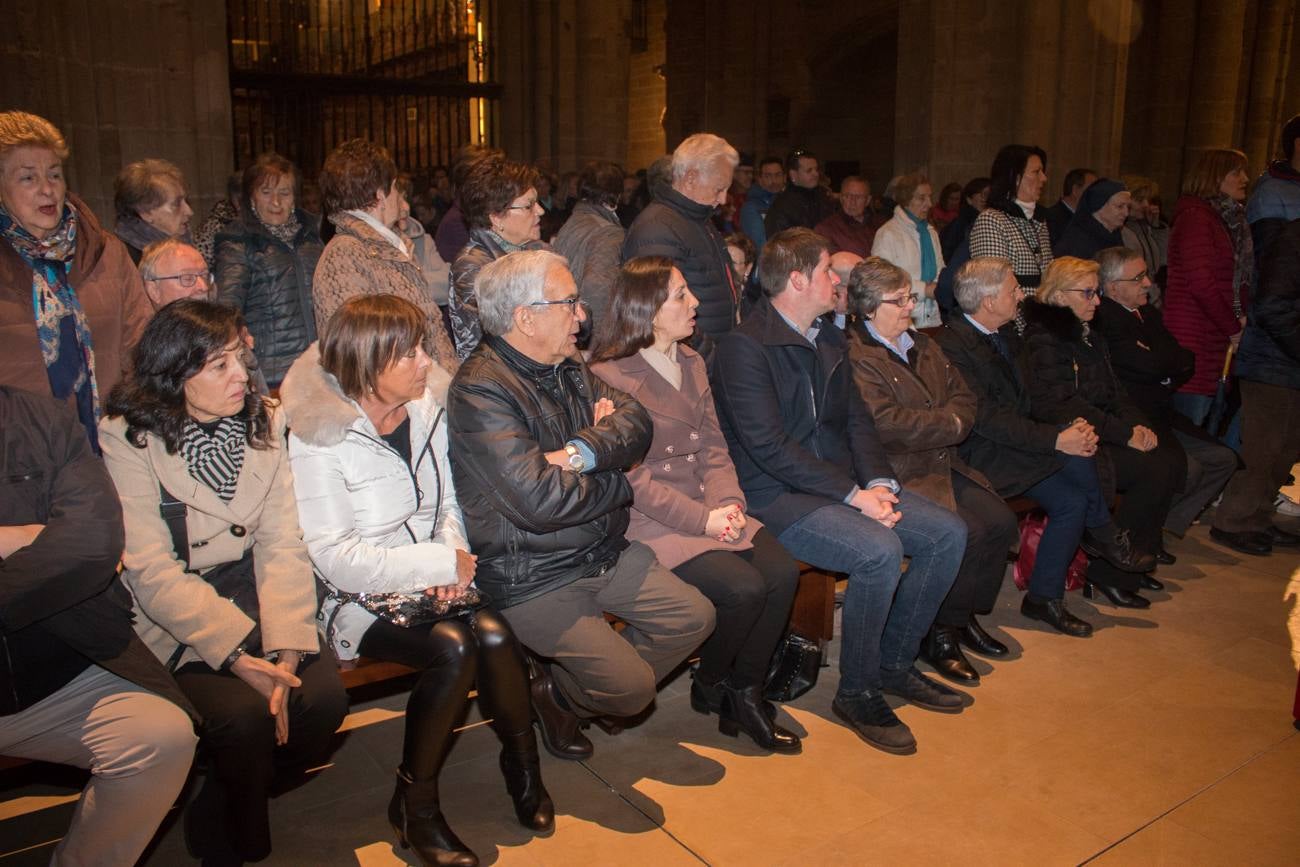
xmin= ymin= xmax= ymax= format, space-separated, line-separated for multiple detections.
xmin=179 ymin=417 xmax=247 ymax=501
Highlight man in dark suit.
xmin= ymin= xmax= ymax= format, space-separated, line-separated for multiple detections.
xmin=1044 ymin=167 xmax=1097 ymax=246
xmin=1093 ymin=246 xmax=1237 ymax=555
xmin=934 ymin=258 xmax=1155 ymax=639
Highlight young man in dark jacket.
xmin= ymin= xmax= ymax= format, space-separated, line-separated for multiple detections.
xmin=447 ymin=250 xmax=714 ymax=759
xmin=711 ymin=228 xmax=966 ymax=756
xmin=0 ymin=386 xmax=196 ymax=865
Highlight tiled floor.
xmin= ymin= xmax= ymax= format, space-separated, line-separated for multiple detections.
xmin=2 ymin=518 xmax=1298 ymax=866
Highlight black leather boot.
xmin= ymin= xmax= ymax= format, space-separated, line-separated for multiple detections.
xmin=1083 ymin=581 xmax=1151 ymax=609
xmin=1081 ymin=524 xmax=1157 ymax=572
xmin=920 ymin=625 xmax=980 ymax=684
xmin=498 ymin=736 xmax=555 ymax=832
xmin=388 ymin=768 xmax=477 ymax=867
xmin=717 ymin=682 xmax=801 ymax=753
xmin=691 ymin=670 xmax=776 ymax=720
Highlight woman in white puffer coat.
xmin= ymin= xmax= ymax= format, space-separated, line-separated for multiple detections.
xmin=280 ymin=294 xmax=551 ymax=867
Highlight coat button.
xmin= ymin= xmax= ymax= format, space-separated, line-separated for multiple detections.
xmin=699 ymin=483 xmax=706 ymax=492
xmin=686 ymin=454 xmax=696 ymax=462
xmin=663 ymin=463 xmax=672 ymax=472
xmin=689 ymin=431 xmax=699 ymax=440
xmin=230 ymin=524 xmax=247 ymax=537
xmin=666 ymin=445 xmax=675 ymax=454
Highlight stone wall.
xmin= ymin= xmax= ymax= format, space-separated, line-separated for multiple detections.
xmin=626 ymin=0 xmax=667 ymax=172
xmin=0 ymin=0 xmax=233 ymax=227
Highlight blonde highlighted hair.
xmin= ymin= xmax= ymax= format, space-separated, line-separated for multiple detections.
xmin=0 ymin=111 xmax=69 ymax=167
xmin=1038 ymin=256 xmax=1100 ymax=306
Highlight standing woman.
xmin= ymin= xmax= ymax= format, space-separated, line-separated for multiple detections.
xmin=113 ymin=159 xmax=194 ymax=264
xmin=1162 ymin=149 xmax=1252 ymax=429
xmin=0 ymin=110 xmax=153 ymax=450
xmin=589 ymin=257 xmax=801 ymax=754
xmin=871 ymin=172 xmax=944 ymax=329
xmin=969 ymin=144 xmax=1053 ymax=307
xmin=99 ymin=300 xmax=347 ymax=864
xmin=214 ymin=152 xmax=323 ymax=389
xmin=312 ymin=140 xmax=459 ymax=374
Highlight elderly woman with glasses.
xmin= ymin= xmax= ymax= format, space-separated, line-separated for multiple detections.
xmin=1021 ymin=257 xmax=1183 ymax=609
xmin=846 ymin=257 xmax=1018 ymax=683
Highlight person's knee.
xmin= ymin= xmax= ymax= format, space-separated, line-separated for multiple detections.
xmin=711 ymin=567 xmax=767 ymax=612
xmin=425 ymin=620 xmax=478 ymax=670
xmin=472 ymin=609 xmax=519 ymax=656
xmin=594 ymin=664 xmax=658 ymax=717
xmin=850 ymin=531 xmax=904 ymax=579
xmin=97 ymin=697 xmax=197 ymax=779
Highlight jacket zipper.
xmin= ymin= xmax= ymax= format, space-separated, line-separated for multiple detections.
xmin=351 ymin=415 xmax=438 ymax=543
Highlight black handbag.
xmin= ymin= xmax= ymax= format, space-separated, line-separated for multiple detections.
xmin=159 ymin=484 xmax=262 ymax=670
xmin=763 ymin=631 xmax=823 ymax=702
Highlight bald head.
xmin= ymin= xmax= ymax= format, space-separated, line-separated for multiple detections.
xmin=829 ymin=251 xmax=861 ymax=316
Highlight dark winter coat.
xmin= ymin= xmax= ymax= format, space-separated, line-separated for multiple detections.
xmin=764 ymin=184 xmax=835 ymax=237
xmin=552 ymin=202 xmax=625 ymax=329
xmin=1236 ymin=217 xmax=1300 ymax=390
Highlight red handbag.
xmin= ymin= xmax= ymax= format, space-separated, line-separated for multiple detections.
xmin=1012 ymin=509 xmax=1090 ymax=592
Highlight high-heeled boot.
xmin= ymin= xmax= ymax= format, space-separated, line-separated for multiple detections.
xmin=718 ymin=682 xmax=802 ymax=754
xmin=498 ymin=732 xmax=555 ymax=832
xmin=388 ymin=768 xmax=478 ymax=867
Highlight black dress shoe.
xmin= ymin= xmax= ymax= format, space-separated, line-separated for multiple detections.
xmin=1139 ymin=574 xmax=1165 ymax=592
xmin=690 ymin=672 xmax=776 ymax=720
xmin=880 ymin=666 xmax=966 ymax=713
xmin=919 ymin=625 xmax=979 ymax=684
xmin=831 ymin=691 xmax=916 ymax=755
xmin=717 ymin=683 xmax=801 ymax=754
xmin=1083 ymin=582 xmax=1151 ymax=609
xmin=1020 ymin=595 xmax=1093 ymax=637
xmin=1267 ymin=525 xmax=1300 ymax=547
xmin=1155 ymin=548 xmax=1177 ymax=565
xmin=1209 ymin=527 xmax=1272 ymax=556
xmin=1081 ymin=524 xmax=1158 ymax=572
xmin=527 ymin=657 xmax=594 ymax=760
xmin=959 ymin=617 xmax=1009 ymax=658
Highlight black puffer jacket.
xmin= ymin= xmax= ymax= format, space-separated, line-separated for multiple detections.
xmin=446 ymin=336 xmax=652 ymax=608
xmin=1020 ymin=299 xmax=1145 ymax=446
xmin=0 ymin=387 xmax=194 ymax=719
xmin=764 ymin=183 xmax=835 ymax=237
xmin=214 ymin=208 xmax=323 ymax=386
xmin=622 ymin=187 xmax=737 ymax=339
xmin=1236 ymin=217 xmax=1300 ymax=390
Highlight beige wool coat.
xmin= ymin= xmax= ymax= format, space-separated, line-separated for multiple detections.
xmin=99 ymin=405 xmax=320 ymax=670
xmin=591 ymin=346 xmax=760 ymax=569
xmin=312 ymin=211 xmax=459 ymax=373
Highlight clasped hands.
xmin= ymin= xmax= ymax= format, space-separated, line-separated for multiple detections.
xmin=705 ymin=503 xmax=746 ymax=542
xmin=850 ymin=486 xmax=902 ymax=528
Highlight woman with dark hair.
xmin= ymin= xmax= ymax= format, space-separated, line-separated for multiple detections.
xmin=846 ymin=257 xmax=1018 ymax=683
xmin=312 ymin=139 xmax=459 ymax=375
xmin=1053 ymin=178 xmax=1132 ymax=261
xmin=551 ymin=159 xmax=627 ymax=328
xmin=99 ymin=299 xmax=347 ymax=864
xmin=589 ymin=257 xmax=801 ymax=754
xmin=1163 ymin=148 xmax=1253 ymax=432
xmin=281 ymin=295 xmax=552 ymax=867
xmin=939 ymin=176 xmax=990 ymax=261
xmin=0 ymin=111 xmax=154 ymax=451
xmin=449 ymin=156 xmax=546 ymax=359
xmin=969 ymin=144 xmax=1053 ymax=304
xmin=113 ymin=158 xmax=194 ymax=264
xmin=214 ymin=152 xmax=323 ymax=388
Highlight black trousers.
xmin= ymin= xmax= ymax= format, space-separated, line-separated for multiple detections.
xmin=1214 ymin=379 xmax=1300 ymax=533
xmin=175 ymin=651 xmax=348 ymax=860
xmin=670 ymin=528 xmax=799 ymax=687
xmin=358 ymin=607 xmax=533 ymax=780
xmin=1089 ymin=441 xmax=1182 ymax=591
xmin=935 ymin=474 xmax=1019 ymax=628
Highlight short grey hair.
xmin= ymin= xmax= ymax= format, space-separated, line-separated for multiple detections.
xmin=954 ymin=257 xmax=1014 ymax=313
xmin=476 ymin=250 xmax=571 ymax=337
xmin=671 ymin=133 xmax=739 ymax=183
xmin=847 ymin=257 xmax=910 ymax=317
xmin=139 ymin=237 xmax=201 ymax=281
xmin=1095 ymin=246 xmax=1141 ymax=290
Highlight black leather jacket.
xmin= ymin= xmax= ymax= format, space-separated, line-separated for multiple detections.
xmin=446 ymin=336 xmax=652 ymax=608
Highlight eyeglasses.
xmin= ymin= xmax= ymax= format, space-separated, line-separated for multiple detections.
xmin=505 ymin=198 xmax=539 ymax=211
xmin=529 ymin=297 xmax=585 ymax=312
xmin=878 ymin=293 xmax=920 ymax=308
xmin=150 ymin=271 xmax=212 ymax=287
xmin=1065 ymin=288 xmax=1101 ymax=300
xmin=1112 ymin=271 xmax=1150 ymax=284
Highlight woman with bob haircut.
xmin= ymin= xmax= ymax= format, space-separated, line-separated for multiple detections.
xmin=312 ymin=139 xmax=459 ymax=375
xmin=99 ymin=299 xmax=347 ymax=864
xmin=449 ymin=156 xmax=547 ymax=359
xmin=280 ymin=294 xmax=553 ymax=867
xmin=969 ymin=144 xmax=1054 ymax=302
xmin=589 ymin=256 xmax=801 ymax=754
xmin=214 ymin=151 xmax=324 ymax=388
xmin=1020 ymin=257 xmax=1182 ymax=609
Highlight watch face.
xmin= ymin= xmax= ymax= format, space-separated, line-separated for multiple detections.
xmin=568 ymin=453 xmax=585 ymax=470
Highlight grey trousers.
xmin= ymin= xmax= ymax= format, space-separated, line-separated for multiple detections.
xmin=0 ymin=665 xmax=196 ymax=867
xmin=1165 ymin=428 xmax=1238 ymax=535
xmin=501 ymin=541 xmax=716 ymax=718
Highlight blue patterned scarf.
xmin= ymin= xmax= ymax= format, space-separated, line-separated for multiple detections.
xmin=0 ymin=203 xmax=101 ymax=450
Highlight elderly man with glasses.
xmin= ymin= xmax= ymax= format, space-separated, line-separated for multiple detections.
xmin=138 ymin=238 xmax=213 ymax=309
xmin=1092 ymin=245 xmax=1238 ymax=549
xmin=446 ymin=249 xmax=714 ymax=760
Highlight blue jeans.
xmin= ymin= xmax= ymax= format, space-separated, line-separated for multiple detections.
xmin=1172 ymin=392 xmax=1242 ymax=453
xmin=1022 ymin=455 xmax=1109 ymax=599
xmin=776 ymin=490 xmax=965 ymax=696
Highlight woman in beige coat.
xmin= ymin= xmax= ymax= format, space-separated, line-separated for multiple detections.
xmin=590 ymin=256 xmax=800 ymax=755
xmin=100 ymin=299 xmax=347 ymax=864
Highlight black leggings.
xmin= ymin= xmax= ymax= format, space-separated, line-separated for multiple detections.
xmin=670 ymin=528 xmax=800 ymax=687
xmin=357 ymin=607 xmax=532 ymax=780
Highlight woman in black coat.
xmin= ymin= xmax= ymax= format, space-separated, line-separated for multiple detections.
xmin=214 ymin=153 xmax=323 ymax=388
xmin=1020 ymin=256 xmax=1182 ymax=607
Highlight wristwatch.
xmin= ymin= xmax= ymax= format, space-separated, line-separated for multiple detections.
xmin=563 ymin=442 xmax=586 ymax=472
xmin=223 ymin=644 xmax=247 ymax=670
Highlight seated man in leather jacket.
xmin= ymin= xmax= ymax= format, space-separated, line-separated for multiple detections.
xmin=446 ymin=250 xmax=715 ymax=759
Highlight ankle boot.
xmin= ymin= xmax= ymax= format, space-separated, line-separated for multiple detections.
xmin=388 ymin=768 xmax=478 ymax=867
xmin=498 ymin=735 xmax=555 ymax=832
xmin=691 ymin=670 xmax=778 ymax=720
xmin=920 ymin=625 xmax=980 ymax=684
xmin=718 ymin=682 xmax=801 ymax=754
